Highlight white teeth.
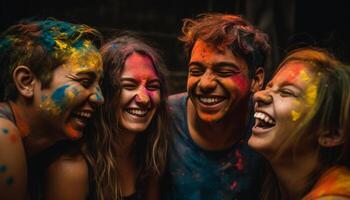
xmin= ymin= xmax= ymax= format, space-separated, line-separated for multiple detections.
xmin=74 ymin=111 xmax=92 ymax=118
xmin=127 ymin=108 xmax=148 ymax=116
xmin=254 ymin=112 xmax=275 ymax=125
xmin=199 ymin=97 xmax=223 ymax=104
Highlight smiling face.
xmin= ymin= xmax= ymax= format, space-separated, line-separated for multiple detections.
xmin=37 ymin=47 xmax=104 ymax=140
xmin=117 ymin=52 xmax=161 ymax=134
xmin=187 ymin=39 xmax=251 ymax=122
xmin=248 ymin=61 xmax=319 ymax=157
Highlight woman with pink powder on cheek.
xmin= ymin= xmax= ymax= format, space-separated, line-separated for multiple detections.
xmin=45 ymin=33 xmax=169 ymax=200
xmin=87 ymin=33 xmax=169 ymax=200
xmin=248 ymin=47 xmax=350 ymax=200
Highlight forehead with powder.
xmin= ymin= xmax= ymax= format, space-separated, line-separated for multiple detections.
xmin=276 ymin=61 xmax=319 ymax=106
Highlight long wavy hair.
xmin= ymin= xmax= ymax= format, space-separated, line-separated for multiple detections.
xmin=83 ymin=33 xmax=169 ymax=200
xmin=260 ymin=47 xmax=350 ymax=200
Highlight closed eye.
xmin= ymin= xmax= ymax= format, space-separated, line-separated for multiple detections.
xmin=147 ymin=81 xmax=160 ymax=91
xmin=122 ymin=82 xmax=137 ymax=90
xmin=189 ymin=68 xmax=204 ymax=76
xmin=216 ymin=70 xmax=238 ymax=77
xmin=188 ymin=63 xmax=205 ymax=76
xmin=279 ymin=88 xmax=297 ymax=97
xmin=81 ymin=78 xmax=96 ymax=88
xmin=214 ymin=63 xmax=241 ymax=77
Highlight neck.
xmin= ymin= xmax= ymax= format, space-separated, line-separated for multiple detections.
xmin=269 ymin=150 xmax=319 ymax=199
xmin=187 ymin=99 xmax=248 ymax=151
xmin=115 ymin=130 xmax=138 ymax=197
xmin=116 ymin=129 xmax=138 ymax=159
xmin=10 ymin=101 xmax=63 ymax=157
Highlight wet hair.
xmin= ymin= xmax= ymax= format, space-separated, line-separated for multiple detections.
xmin=0 ymin=19 xmax=102 ymax=101
xmin=261 ymin=47 xmax=350 ymax=199
xmin=179 ymin=13 xmax=270 ymax=77
xmin=83 ymin=32 xmax=169 ymax=200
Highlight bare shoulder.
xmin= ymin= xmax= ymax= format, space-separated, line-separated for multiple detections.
xmin=315 ymin=196 xmax=350 ymax=200
xmin=0 ymin=118 xmax=27 ymax=200
xmin=47 ymin=153 xmax=88 ymax=179
xmin=45 ymin=153 xmax=89 ymax=200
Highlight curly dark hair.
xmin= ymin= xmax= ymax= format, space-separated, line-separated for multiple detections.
xmin=179 ymin=13 xmax=270 ymax=77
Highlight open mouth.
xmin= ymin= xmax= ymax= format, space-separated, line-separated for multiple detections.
xmin=198 ymin=96 xmax=226 ymax=105
xmin=254 ymin=111 xmax=276 ymax=129
xmin=126 ymin=108 xmax=149 ymax=117
xmin=71 ymin=110 xmax=92 ymax=128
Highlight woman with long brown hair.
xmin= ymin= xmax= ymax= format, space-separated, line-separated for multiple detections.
xmin=84 ymin=33 xmax=169 ymax=200
xmin=44 ymin=33 xmax=169 ymax=200
xmin=248 ymin=47 xmax=350 ymax=199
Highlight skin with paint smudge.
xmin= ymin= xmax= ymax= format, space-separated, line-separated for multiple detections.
xmin=0 ymin=19 xmax=104 ymax=200
xmin=118 ymin=52 xmax=161 ymax=134
xmin=187 ymin=39 xmax=250 ymax=123
xmin=249 ymin=61 xmax=319 ymax=157
xmin=36 ymin=47 xmax=104 ymax=140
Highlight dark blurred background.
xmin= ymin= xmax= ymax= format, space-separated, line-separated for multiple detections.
xmin=1 ymin=0 xmax=349 ymax=94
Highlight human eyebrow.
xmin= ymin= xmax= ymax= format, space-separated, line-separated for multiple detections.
xmin=148 ymin=79 xmax=161 ymax=84
xmin=120 ymin=77 xmax=138 ymax=83
xmin=188 ymin=61 xmax=205 ymax=68
xmin=212 ymin=62 xmax=241 ymax=71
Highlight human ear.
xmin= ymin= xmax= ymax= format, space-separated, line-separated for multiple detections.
xmin=318 ymin=131 xmax=345 ymax=147
xmin=12 ymin=65 xmax=36 ymax=98
xmin=250 ymin=67 xmax=264 ymax=93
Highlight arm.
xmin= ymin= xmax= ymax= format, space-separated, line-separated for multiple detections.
xmin=0 ymin=119 xmax=27 ymax=200
xmin=315 ymin=197 xmax=350 ymax=200
xmin=44 ymin=154 xmax=89 ymax=200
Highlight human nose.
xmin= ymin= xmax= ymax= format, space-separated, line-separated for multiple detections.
xmin=198 ymin=71 xmax=217 ymax=93
xmin=135 ymin=87 xmax=150 ymax=105
xmin=89 ymin=85 xmax=104 ymax=106
xmin=253 ymin=89 xmax=272 ymax=106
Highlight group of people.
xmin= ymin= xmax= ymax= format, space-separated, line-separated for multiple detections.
xmin=0 ymin=13 xmax=349 ymax=200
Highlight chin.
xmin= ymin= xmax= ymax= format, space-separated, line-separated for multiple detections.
xmin=64 ymin=126 xmax=83 ymax=140
xmin=197 ymin=112 xmax=224 ymax=123
xmin=123 ymin=124 xmax=149 ymax=134
xmin=248 ymin=137 xmax=273 ymax=157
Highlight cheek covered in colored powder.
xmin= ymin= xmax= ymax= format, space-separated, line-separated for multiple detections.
xmin=231 ymin=74 xmax=250 ymax=95
xmin=305 ymin=84 xmax=317 ymax=106
xmin=291 ymin=110 xmax=301 ymax=121
xmin=40 ymin=84 xmax=81 ymax=116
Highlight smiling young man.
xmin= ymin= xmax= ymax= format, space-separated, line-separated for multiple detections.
xmin=0 ymin=19 xmax=104 ymax=200
xmin=163 ymin=14 xmax=270 ymax=200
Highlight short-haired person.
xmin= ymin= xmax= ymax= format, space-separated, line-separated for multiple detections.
xmin=163 ymin=13 xmax=270 ymax=200
xmin=248 ymin=47 xmax=350 ymax=199
xmin=0 ymin=19 xmax=104 ymax=200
